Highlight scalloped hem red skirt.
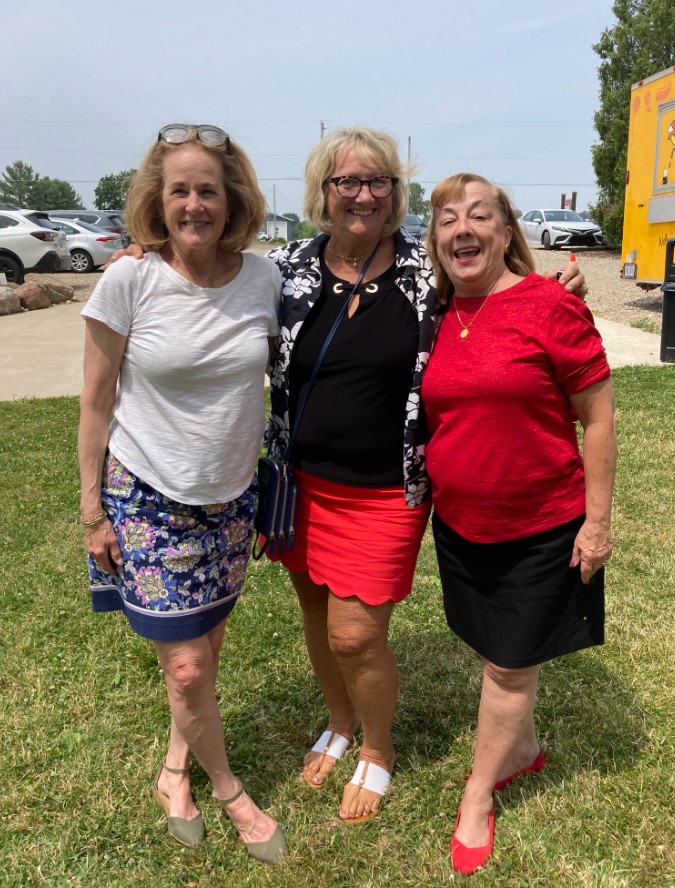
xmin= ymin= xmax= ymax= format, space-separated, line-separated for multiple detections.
xmin=267 ymin=468 xmax=431 ymax=605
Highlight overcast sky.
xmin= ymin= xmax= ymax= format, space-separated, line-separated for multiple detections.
xmin=4 ymin=0 xmax=616 ymax=216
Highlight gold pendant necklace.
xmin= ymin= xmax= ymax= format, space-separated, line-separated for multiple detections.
xmin=327 ymin=239 xmax=372 ymax=268
xmin=454 ymin=293 xmax=492 ymax=339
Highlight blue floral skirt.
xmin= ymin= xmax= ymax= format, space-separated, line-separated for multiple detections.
xmin=89 ymin=454 xmax=258 ymax=641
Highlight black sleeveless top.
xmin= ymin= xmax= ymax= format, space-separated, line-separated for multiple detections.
xmin=288 ymin=253 xmax=419 ymax=487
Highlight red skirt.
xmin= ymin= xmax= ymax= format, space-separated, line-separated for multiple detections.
xmin=268 ymin=468 xmax=431 ymax=605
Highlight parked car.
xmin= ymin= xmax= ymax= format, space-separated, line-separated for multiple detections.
xmin=47 ymin=210 xmax=129 ymax=246
xmin=257 ymin=231 xmax=271 ymax=241
xmin=0 ymin=209 xmax=71 ymax=284
xmin=519 ymin=209 xmax=604 ymax=250
xmin=49 ymin=218 xmax=123 ymax=272
xmin=16 ymin=210 xmax=72 ymax=270
xmin=402 ymin=213 xmax=424 ymax=239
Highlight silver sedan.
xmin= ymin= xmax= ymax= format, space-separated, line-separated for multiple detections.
xmin=519 ymin=209 xmax=604 ymax=250
xmin=49 ymin=218 xmax=122 ymax=272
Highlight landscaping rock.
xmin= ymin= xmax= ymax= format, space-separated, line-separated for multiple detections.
xmin=24 ymin=273 xmax=64 ymax=286
xmin=0 ymin=286 xmax=21 ymax=315
xmin=16 ymin=281 xmax=52 ymax=311
xmin=44 ymin=282 xmax=75 ymax=304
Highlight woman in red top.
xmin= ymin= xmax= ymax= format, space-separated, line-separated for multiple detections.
xmin=422 ymin=174 xmax=616 ymax=875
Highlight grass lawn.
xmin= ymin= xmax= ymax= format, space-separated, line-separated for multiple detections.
xmin=0 ymin=366 xmax=673 ymax=887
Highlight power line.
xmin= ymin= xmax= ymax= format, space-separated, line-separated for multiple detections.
xmin=3 ymin=178 xmax=597 ymax=187
xmin=0 ymin=146 xmax=593 ymax=162
xmin=0 ymin=146 xmax=138 ymax=155
xmin=0 ymin=118 xmax=596 ymax=130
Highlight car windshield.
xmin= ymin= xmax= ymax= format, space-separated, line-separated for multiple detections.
xmin=543 ymin=210 xmax=584 ymax=222
xmin=404 ymin=214 xmax=421 ymax=226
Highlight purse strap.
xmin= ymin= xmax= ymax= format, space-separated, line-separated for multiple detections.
xmin=285 ymin=243 xmax=378 ymax=461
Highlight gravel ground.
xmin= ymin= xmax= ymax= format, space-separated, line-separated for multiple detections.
xmin=57 ymin=245 xmax=663 ymax=333
xmin=531 ymin=247 xmax=662 ymax=332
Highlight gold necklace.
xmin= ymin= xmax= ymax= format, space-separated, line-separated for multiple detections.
xmin=327 ymin=239 xmax=372 ymax=268
xmin=453 ymin=293 xmax=492 ymax=339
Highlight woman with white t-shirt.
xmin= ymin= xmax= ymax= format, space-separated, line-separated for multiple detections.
xmin=78 ymin=124 xmax=287 ymax=865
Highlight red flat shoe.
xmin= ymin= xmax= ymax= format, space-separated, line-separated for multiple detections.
xmin=494 ymin=750 xmax=546 ymax=792
xmin=450 ymin=805 xmax=495 ymax=875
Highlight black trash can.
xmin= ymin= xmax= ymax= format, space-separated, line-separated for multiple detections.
xmin=661 ymin=237 xmax=675 ymax=363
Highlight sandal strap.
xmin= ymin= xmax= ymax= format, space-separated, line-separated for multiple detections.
xmin=310 ymin=729 xmax=351 ymax=759
xmin=162 ymin=760 xmax=192 ymax=775
xmin=214 ymin=784 xmax=245 ymax=808
xmin=348 ymin=760 xmax=392 ymax=797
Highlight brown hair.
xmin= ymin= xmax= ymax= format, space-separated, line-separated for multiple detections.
xmin=125 ymin=131 xmax=266 ymax=252
xmin=303 ymin=127 xmax=411 ymax=237
xmin=427 ymin=172 xmax=534 ymax=305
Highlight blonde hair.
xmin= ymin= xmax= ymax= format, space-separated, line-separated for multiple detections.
xmin=125 ymin=131 xmax=266 ymax=252
xmin=427 ymin=172 xmax=535 ymax=305
xmin=303 ymin=127 xmax=411 ymax=237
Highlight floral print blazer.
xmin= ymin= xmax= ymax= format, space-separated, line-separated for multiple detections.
xmin=265 ymin=228 xmax=439 ymax=507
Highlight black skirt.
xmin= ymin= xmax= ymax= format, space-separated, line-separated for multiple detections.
xmin=432 ymin=513 xmax=604 ymax=669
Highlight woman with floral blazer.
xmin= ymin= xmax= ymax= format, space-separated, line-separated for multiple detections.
xmin=265 ymin=226 xmax=437 ymax=507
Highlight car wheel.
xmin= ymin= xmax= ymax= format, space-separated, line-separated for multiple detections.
xmin=542 ymin=230 xmax=551 ymax=250
xmin=0 ymin=254 xmax=23 ymax=284
xmin=70 ymin=249 xmax=94 ymax=273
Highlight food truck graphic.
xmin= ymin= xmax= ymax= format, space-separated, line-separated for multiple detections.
xmin=622 ymin=65 xmax=675 ymax=289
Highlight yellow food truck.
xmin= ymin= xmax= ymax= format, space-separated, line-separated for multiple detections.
xmin=622 ymin=65 xmax=675 ymax=289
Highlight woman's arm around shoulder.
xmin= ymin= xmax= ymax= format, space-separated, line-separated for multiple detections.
xmin=542 ymin=257 xmax=588 ymax=300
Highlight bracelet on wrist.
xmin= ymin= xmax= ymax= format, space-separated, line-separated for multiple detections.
xmin=81 ymin=511 xmax=107 ymax=528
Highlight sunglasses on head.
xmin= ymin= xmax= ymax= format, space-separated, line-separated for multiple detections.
xmin=158 ymin=124 xmax=232 ymax=153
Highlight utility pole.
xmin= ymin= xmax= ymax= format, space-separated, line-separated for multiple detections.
xmin=320 ymin=120 xmax=326 ymax=140
xmin=273 ymin=184 xmax=277 ymax=238
xmin=407 ymin=136 xmax=412 ymax=211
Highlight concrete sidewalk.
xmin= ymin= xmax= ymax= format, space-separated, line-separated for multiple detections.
xmin=0 ymin=302 xmax=670 ymax=402
xmin=1 ymin=302 xmax=85 ymax=401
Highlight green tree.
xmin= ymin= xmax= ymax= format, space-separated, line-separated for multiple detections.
xmin=0 ymin=161 xmax=40 ymax=206
xmin=408 ymin=182 xmax=429 ymax=220
xmin=295 ymin=220 xmax=318 ymax=239
xmin=30 ymin=178 xmax=84 ymax=210
xmin=591 ymin=0 xmax=675 ymax=247
xmin=0 ymin=161 xmax=83 ymax=209
xmin=94 ymin=169 xmax=137 ymax=210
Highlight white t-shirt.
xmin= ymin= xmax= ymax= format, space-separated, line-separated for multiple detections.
xmin=82 ymin=252 xmax=281 ymax=504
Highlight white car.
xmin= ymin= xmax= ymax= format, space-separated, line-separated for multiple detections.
xmin=49 ymin=218 xmax=123 ymax=272
xmin=519 ymin=209 xmax=604 ymax=250
xmin=0 ymin=209 xmax=71 ymax=284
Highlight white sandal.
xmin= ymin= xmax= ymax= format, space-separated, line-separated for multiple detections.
xmin=342 ymin=760 xmax=392 ymax=824
xmin=303 ymin=729 xmax=352 ymax=788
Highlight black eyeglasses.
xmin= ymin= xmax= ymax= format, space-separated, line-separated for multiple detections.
xmin=329 ymin=175 xmax=398 ymax=198
xmin=158 ymin=124 xmax=232 ymax=153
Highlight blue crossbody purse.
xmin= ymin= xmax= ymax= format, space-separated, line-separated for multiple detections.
xmin=252 ymin=247 xmax=377 ymax=560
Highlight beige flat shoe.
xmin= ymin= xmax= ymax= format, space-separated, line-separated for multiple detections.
xmin=152 ymin=761 xmax=205 ymax=847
